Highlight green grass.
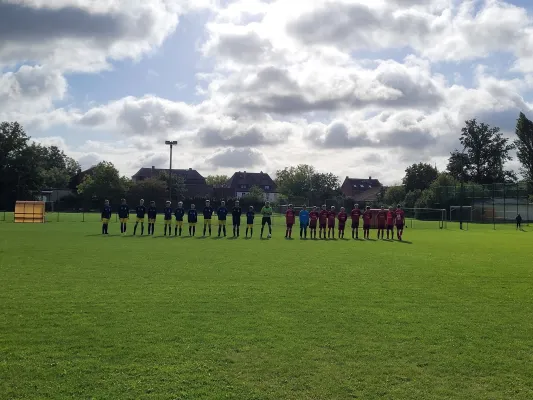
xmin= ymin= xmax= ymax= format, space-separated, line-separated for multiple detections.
xmin=1 ymin=221 xmax=532 ymax=399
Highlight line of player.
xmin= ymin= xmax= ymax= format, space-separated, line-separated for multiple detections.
xmin=100 ymin=199 xmax=406 ymax=241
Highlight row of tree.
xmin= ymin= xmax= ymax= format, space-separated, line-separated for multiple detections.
xmin=2 ymin=114 xmax=533 ymax=210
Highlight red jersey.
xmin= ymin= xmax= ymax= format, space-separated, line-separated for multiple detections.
xmin=327 ymin=211 xmax=336 ymax=223
xmin=386 ymin=211 xmax=394 ymax=225
xmin=395 ymin=209 xmax=405 ymax=225
xmin=377 ymin=210 xmax=387 ymax=224
xmin=285 ymin=209 xmax=295 ymax=224
xmin=319 ymin=210 xmax=328 ymax=224
xmin=338 ymin=212 xmax=347 ymax=224
xmin=351 ymin=208 xmax=361 ymax=221
xmin=363 ymin=210 xmax=372 ymax=224
xmin=309 ymin=211 xmax=319 ymax=222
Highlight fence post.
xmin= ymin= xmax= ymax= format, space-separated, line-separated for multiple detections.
xmin=503 ymin=183 xmax=506 ymax=225
xmin=57 ymin=211 xmax=59 ymax=222
xmin=517 ymin=182 xmax=519 ymax=217
xmin=492 ymin=184 xmax=495 ymax=230
xmin=82 ymin=210 xmax=85 ymax=222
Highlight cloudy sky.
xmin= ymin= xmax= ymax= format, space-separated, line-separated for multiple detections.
xmin=1 ymin=0 xmax=533 ymax=185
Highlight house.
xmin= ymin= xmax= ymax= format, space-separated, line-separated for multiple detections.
xmin=226 ymin=171 xmax=278 ymax=201
xmin=131 ymin=166 xmax=212 ymax=198
xmin=341 ymin=176 xmax=382 ymax=200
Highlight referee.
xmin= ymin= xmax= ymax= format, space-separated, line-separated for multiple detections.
xmin=260 ymin=201 xmax=273 ymax=238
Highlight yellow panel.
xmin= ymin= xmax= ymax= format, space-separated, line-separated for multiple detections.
xmin=14 ymin=201 xmax=46 ymax=223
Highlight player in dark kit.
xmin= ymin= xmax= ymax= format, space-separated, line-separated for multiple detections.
xmin=246 ymin=206 xmax=255 ymax=238
xmin=174 ymin=201 xmax=185 ymax=236
xmin=516 ymin=213 xmax=522 ymax=230
xmin=163 ymin=201 xmax=173 ymax=236
xmin=285 ymin=204 xmax=295 ymax=238
xmin=327 ymin=206 xmax=336 ymax=239
xmin=337 ymin=207 xmax=347 ymax=238
xmin=363 ymin=206 xmax=372 ymax=239
xmin=351 ymin=204 xmax=361 ymax=239
xmin=188 ymin=204 xmax=198 ymax=236
xmin=118 ymin=198 xmax=129 ymax=234
xmin=101 ymin=199 xmax=111 ymax=234
xmin=217 ymin=201 xmax=228 ymax=237
xmin=147 ymin=201 xmax=157 ymax=235
xmin=203 ymin=200 xmax=214 ymax=236
xmin=232 ymin=200 xmax=242 ymax=237
xmin=376 ymin=206 xmax=387 ymax=239
xmin=319 ymin=205 xmax=328 ymax=239
xmin=309 ymin=206 xmax=319 ymax=239
xmin=133 ymin=199 xmax=146 ymax=235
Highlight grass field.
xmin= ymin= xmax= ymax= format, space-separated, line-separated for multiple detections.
xmin=1 ymin=220 xmax=532 ymax=399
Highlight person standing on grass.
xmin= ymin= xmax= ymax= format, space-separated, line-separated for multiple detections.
xmin=163 ymin=201 xmax=173 ymax=236
xmin=232 ymin=201 xmax=242 ymax=237
xmin=327 ymin=206 xmax=336 ymax=239
xmin=246 ymin=206 xmax=255 ymax=238
xmin=203 ymin=200 xmax=214 ymax=237
xmin=174 ymin=201 xmax=185 ymax=236
xmin=217 ymin=201 xmax=228 ymax=237
xmin=260 ymin=201 xmax=273 ymax=238
xmin=299 ymin=205 xmax=310 ymax=239
xmin=319 ymin=205 xmax=328 ymax=239
xmin=133 ymin=199 xmax=146 ymax=236
xmin=188 ymin=204 xmax=198 ymax=236
xmin=395 ymin=204 xmax=405 ymax=241
xmin=147 ymin=201 xmax=157 ymax=235
xmin=350 ymin=204 xmax=361 ymax=239
xmin=337 ymin=207 xmax=347 ymax=238
xmin=386 ymin=207 xmax=395 ymax=240
xmin=101 ymin=199 xmax=111 ymax=235
xmin=516 ymin=213 xmax=523 ymax=230
xmin=118 ymin=198 xmax=129 ymax=234
xmin=285 ymin=204 xmax=296 ymax=239
xmin=376 ymin=205 xmax=387 ymax=240
xmin=362 ymin=206 xmax=372 ymax=239
xmin=308 ymin=206 xmax=319 ymax=239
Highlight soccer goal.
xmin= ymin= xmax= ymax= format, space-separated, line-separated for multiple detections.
xmin=449 ymin=206 xmax=473 ymax=222
xmin=403 ymin=208 xmax=446 ymax=229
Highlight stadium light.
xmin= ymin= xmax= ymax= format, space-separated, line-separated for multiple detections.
xmin=165 ymin=140 xmax=178 ymax=202
xmin=459 ymin=145 xmax=467 ymax=230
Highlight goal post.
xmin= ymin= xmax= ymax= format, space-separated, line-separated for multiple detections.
xmin=449 ymin=206 xmax=473 ymax=222
xmin=403 ymin=208 xmax=446 ymax=229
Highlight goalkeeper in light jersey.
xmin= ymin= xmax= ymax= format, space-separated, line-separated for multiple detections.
xmin=299 ymin=205 xmax=310 ymax=239
xmin=260 ymin=201 xmax=273 ymax=238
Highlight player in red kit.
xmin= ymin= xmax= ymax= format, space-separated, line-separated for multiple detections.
xmin=376 ymin=205 xmax=387 ymax=239
xmin=386 ymin=207 xmax=395 ymax=239
xmin=327 ymin=206 xmax=336 ymax=239
xmin=395 ymin=204 xmax=405 ymax=240
xmin=319 ymin=205 xmax=328 ymax=239
xmin=285 ymin=204 xmax=295 ymax=239
xmin=350 ymin=203 xmax=361 ymax=239
xmin=309 ymin=206 xmax=319 ymax=239
xmin=362 ymin=206 xmax=372 ymax=239
xmin=337 ymin=207 xmax=348 ymax=238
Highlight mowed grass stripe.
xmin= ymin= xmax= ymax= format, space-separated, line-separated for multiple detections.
xmin=0 ymin=223 xmax=532 ymax=399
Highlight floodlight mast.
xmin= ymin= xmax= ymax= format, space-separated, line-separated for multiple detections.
xmin=165 ymin=140 xmax=178 ymax=202
xmin=460 ymin=145 xmax=466 ymax=230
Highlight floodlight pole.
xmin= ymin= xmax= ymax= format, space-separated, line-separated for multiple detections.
xmin=165 ymin=140 xmax=178 ymax=201
xmin=459 ymin=146 xmax=467 ymax=230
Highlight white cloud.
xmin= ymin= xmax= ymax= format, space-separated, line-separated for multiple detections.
xmin=2 ymin=0 xmax=533 ymax=185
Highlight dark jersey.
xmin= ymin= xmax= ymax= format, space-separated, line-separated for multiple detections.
xmin=101 ymin=205 xmax=112 ymax=219
xmin=175 ymin=208 xmax=185 ymax=221
xmin=217 ymin=207 xmax=228 ymax=220
xmin=147 ymin=207 xmax=157 ymax=219
xmin=232 ymin=207 xmax=242 ymax=219
xmin=118 ymin=204 xmax=129 ymax=218
xmin=163 ymin=207 xmax=173 ymax=220
xmin=136 ymin=205 xmax=146 ymax=218
xmin=203 ymin=206 xmax=213 ymax=219
xmin=188 ymin=209 xmax=198 ymax=223
xmin=246 ymin=211 xmax=255 ymax=225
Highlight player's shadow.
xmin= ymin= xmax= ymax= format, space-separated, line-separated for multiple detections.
xmin=227 ymin=237 xmax=238 ymax=240
xmin=365 ymin=238 xmax=377 ymax=241
xmin=396 ymin=240 xmax=413 ymax=244
xmin=86 ymin=234 xmax=121 ymax=237
xmin=212 ymin=236 xmax=224 ymax=240
xmin=244 ymin=237 xmax=252 ymax=240
xmin=196 ymin=236 xmax=208 ymax=239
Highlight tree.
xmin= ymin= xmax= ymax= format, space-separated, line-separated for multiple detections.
xmin=447 ymin=119 xmax=516 ymax=184
xmin=157 ymin=171 xmax=187 ymax=200
xmin=276 ymin=164 xmax=340 ymax=202
xmin=77 ymin=161 xmax=126 ymax=204
xmin=514 ymin=112 xmax=533 ymax=189
xmin=402 ymin=163 xmax=438 ymax=192
xmin=384 ymin=186 xmax=406 ymax=206
xmin=246 ymin=185 xmax=265 ymax=202
xmin=128 ymin=178 xmax=167 ymax=205
xmin=310 ymin=172 xmax=341 ymax=202
xmin=206 ymin=175 xmax=229 ymax=187
xmin=403 ymin=189 xmax=422 ymax=208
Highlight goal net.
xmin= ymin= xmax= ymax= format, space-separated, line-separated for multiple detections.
xmin=449 ymin=206 xmax=473 ymax=222
xmin=403 ymin=208 xmax=446 ymax=229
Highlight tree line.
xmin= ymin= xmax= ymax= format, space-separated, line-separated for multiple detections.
xmin=2 ymin=114 xmax=533 ymax=211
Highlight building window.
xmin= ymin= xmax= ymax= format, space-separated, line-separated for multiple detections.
xmin=264 ymin=185 xmax=270 ymax=190
xmin=360 ymin=184 xmax=364 ymax=187
xmin=240 ymin=184 xmax=246 ymax=189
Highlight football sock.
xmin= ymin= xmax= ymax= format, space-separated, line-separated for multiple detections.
xmin=102 ymin=224 xmax=105 ymax=234
xmin=209 ymin=227 xmax=212 ymax=235
xmin=179 ymin=227 xmax=182 ymax=236
xmin=223 ymin=226 xmax=226 ymax=236
xmin=236 ymin=227 xmax=239 ymax=237
xmin=133 ymin=223 xmax=138 ymax=235
xmin=218 ymin=226 xmax=222 ymax=236
xmin=141 ymin=224 xmax=144 ymax=235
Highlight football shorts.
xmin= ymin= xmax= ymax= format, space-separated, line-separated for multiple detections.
xmin=148 ymin=218 xmax=156 ymax=223
xmin=247 ymin=223 xmax=253 ymax=228
xmin=189 ymin=222 xmax=197 ymax=226
xmin=261 ymin=217 xmax=271 ymax=225
xmin=119 ymin=218 xmax=128 ymax=223
xmin=204 ymin=219 xmax=212 ymax=225
xmin=102 ymin=218 xmax=109 ymax=224
xmin=136 ymin=217 xmax=145 ymax=223
xmin=164 ymin=219 xmax=172 ymax=225
xmin=363 ymin=224 xmax=370 ymax=230
xmin=175 ymin=220 xmax=183 ymax=227
xmin=218 ymin=219 xmax=226 ymax=225
xmin=351 ymin=221 xmax=359 ymax=229
xmin=396 ymin=224 xmax=404 ymax=229
xmin=232 ymin=219 xmax=241 ymax=226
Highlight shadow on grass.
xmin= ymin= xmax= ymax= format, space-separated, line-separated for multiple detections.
xmin=86 ymin=234 xmax=122 ymax=237
xmin=227 ymin=237 xmax=238 ymax=240
xmin=396 ymin=240 xmax=413 ymax=244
